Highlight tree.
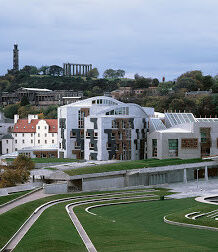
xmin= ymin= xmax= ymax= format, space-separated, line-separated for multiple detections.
xmin=87 ymin=68 xmax=99 ymax=78
xmin=174 ymin=77 xmax=200 ymax=91
xmin=21 ymin=65 xmax=39 ymax=75
xmin=12 ymin=155 xmax=35 ymax=170
xmin=20 ymin=96 xmax=30 ymax=106
xmin=49 ymin=65 xmax=63 ymax=76
xmin=4 ymin=104 xmax=19 ymax=119
xmin=103 ymin=69 xmax=116 ymax=78
xmin=39 ymin=66 xmax=49 ymax=75
xmin=103 ymin=69 xmax=125 ymax=78
xmin=116 ymin=69 xmax=125 ymax=78
xmin=202 ymin=75 xmax=214 ymax=90
xmin=152 ymin=78 xmax=159 ymax=87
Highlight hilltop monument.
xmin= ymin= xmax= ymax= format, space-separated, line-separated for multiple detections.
xmin=13 ymin=44 xmax=19 ymax=71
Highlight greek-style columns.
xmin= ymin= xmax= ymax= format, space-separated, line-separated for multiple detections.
xmin=63 ymin=63 xmax=93 ymax=76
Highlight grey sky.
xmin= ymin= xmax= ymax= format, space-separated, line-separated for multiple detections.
xmin=1 ymin=0 xmax=218 ymax=80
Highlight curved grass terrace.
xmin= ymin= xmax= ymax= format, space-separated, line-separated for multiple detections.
xmin=166 ymin=201 xmax=218 ymax=229
xmin=0 ymin=188 xmax=166 ymax=249
xmin=64 ymin=158 xmax=206 ymax=176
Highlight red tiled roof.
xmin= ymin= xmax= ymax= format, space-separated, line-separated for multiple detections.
xmin=12 ymin=119 xmax=58 ymax=133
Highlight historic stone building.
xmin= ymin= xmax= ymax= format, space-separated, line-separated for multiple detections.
xmin=0 ymin=88 xmax=83 ymax=107
xmin=2 ymin=114 xmax=58 ymax=155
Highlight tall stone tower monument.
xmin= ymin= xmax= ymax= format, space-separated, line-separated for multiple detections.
xmin=13 ymin=44 xmax=19 ymax=71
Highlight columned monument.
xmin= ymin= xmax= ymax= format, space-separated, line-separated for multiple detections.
xmin=63 ymin=63 xmax=92 ymax=76
xmin=13 ymin=44 xmax=19 ymax=71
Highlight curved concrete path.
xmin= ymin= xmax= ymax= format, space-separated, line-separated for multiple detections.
xmin=66 ymin=195 xmax=157 ymax=252
xmin=0 ymin=189 xmax=49 ymax=215
xmin=1 ymin=190 xmax=154 ymax=251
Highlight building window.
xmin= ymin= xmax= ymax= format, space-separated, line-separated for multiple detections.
xmin=31 ymin=140 xmax=33 ymax=143
xmin=89 ymin=143 xmax=95 ymax=150
xmin=78 ymin=110 xmax=85 ymax=128
xmin=45 ymin=126 xmax=47 ymax=129
xmin=59 ymin=142 xmax=61 ymax=148
xmin=86 ymin=132 xmax=91 ymax=138
xmin=52 ymin=140 xmax=54 ymax=144
xmin=15 ymin=140 xmax=17 ymax=144
xmin=168 ymin=139 xmax=178 ymax=157
xmin=31 ymin=133 xmax=33 ymax=137
xmin=38 ymin=126 xmax=40 ymax=129
xmin=45 ymin=140 xmax=47 ymax=144
xmin=52 ymin=133 xmax=54 ymax=137
xmin=23 ymin=140 xmax=25 ymax=143
xmin=6 ymin=148 xmax=8 ymax=153
xmin=111 ymin=132 xmax=115 ymax=139
xmin=38 ymin=133 xmax=40 ymax=137
xmin=107 ymin=142 xmax=111 ymax=150
xmin=200 ymin=132 xmax=207 ymax=143
xmin=38 ymin=140 xmax=40 ymax=144
xmin=15 ymin=134 xmax=17 ymax=137
xmin=94 ymin=132 xmax=98 ymax=138
xmin=15 ymin=148 xmax=17 ymax=151
xmin=6 ymin=140 xmax=8 ymax=144
xmin=22 ymin=133 xmax=24 ymax=137
xmin=152 ymin=139 xmax=157 ymax=157
xmin=45 ymin=133 xmax=47 ymax=137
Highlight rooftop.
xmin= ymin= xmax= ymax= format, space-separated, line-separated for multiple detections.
xmin=13 ymin=119 xmax=57 ymax=133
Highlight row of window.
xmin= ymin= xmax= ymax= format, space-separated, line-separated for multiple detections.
xmin=92 ymin=99 xmax=117 ymax=105
xmin=14 ymin=133 xmax=55 ymax=137
xmin=106 ymin=107 xmax=129 ymax=116
xmin=6 ymin=139 xmax=55 ymax=144
xmin=152 ymin=139 xmax=179 ymax=157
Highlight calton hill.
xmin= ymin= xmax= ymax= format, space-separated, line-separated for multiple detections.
xmin=0 ymin=65 xmax=218 ymax=119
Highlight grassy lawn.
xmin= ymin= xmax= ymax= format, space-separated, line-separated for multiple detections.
xmin=75 ymin=198 xmax=218 ymax=251
xmin=13 ymin=189 xmax=166 ymax=252
xmin=0 ymin=191 xmax=32 ymax=206
xmin=0 ymin=188 xmax=164 ymax=249
xmin=6 ymin=158 xmax=77 ymax=163
xmin=167 ymin=202 xmax=218 ymax=228
xmin=65 ymin=158 xmax=206 ymax=176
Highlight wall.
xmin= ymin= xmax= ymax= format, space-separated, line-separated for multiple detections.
xmin=82 ymin=175 xmax=125 ymax=191
xmin=44 ymin=182 xmax=68 ymax=194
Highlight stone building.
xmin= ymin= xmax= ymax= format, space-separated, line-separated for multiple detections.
xmin=0 ymin=88 xmax=83 ymax=107
xmin=2 ymin=114 xmax=58 ymax=155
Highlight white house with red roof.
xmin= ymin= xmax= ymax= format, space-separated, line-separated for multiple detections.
xmin=2 ymin=114 xmax=58 ymax=155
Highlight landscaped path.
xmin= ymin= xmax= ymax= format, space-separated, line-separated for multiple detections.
xmin=0 ymin=189 xmax=49 ymax=215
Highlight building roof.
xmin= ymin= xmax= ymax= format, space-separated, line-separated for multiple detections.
xmin=20 ymin=87 xmax=52 ymax=92
xmin=2 ymin=134 xmax=14 ymax=139
xmin=13 ymin=119 xmax=57 ymax=133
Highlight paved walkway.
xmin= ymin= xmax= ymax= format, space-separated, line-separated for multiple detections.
xmin=0 ymin=189 xmax=49 ymax=215
xmin=165 ymin=178 xmax=218 ymax=199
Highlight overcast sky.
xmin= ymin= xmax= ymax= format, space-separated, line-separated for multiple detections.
xmin=1 ymin=0 xmax=218 ymax=80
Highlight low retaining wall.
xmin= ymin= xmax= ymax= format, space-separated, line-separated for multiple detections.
xmin=164 ymin=215 xmax=218 ymax=232
xmin=0 ymin=182 xmax=42 ymax=196
xmin=44 ymin=183 xmax=68 ymax=194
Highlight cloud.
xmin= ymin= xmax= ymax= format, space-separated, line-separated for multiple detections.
xmin=1 ymin=0 xmax=218 ymax=79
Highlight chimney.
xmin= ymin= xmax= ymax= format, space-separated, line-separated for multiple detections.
xmin=14 ymin=114 xmax=19 ymax=124
xmin=28 ymin=114 xmax=38 ymax=123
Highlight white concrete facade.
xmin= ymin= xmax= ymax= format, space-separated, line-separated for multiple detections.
xmin=58 ymin=97 xmax=218 ymax=161
xmin=58 ymin=96 xmax=151 ymax=160
xmin=148 ymin=115 xmax=218 ymax=159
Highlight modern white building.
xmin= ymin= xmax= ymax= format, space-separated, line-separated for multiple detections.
xmin=2 ymin=114 xmax=58 ymax=156
xmin=58 ymin=96 xmax=218 ymax=161
xmin=148 ymin=114 xmax=218 ymax=159
xmin=58 ymin=96 xmax=153 ymax=160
